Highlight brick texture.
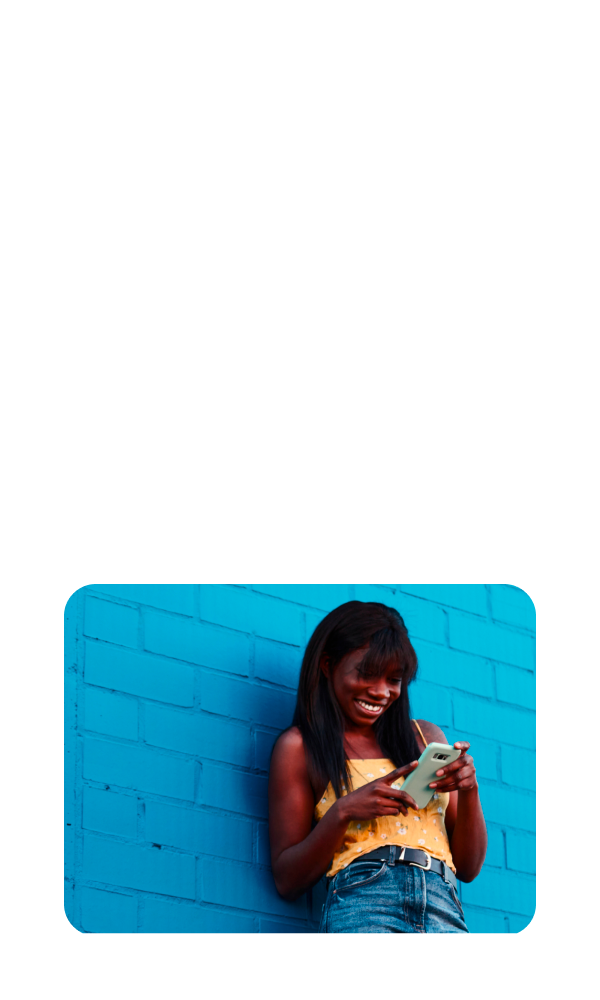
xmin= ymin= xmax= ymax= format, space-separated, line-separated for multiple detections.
xmin=65 ymin=584 xmax=535 ymax=933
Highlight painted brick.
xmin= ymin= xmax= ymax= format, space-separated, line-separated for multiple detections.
xmin=453 ymin=694 xmax=535 ymax=750
xmin=449 ymin=614 xmax=534 ymax=670
xmin=145 ymin=801 xmax=253 ymax=863
xmin=65 ymin=826 xmax=75 ymax=883
xmin=65 ymin=592 xmax=79 ymax=665
xmin=255 ymin=602 xmax=311 ymax=648
xmin=501 ymin=745 xmax=535 ymax=791
xmin=65 ymin=650 xmax=77 ymax=886
xmin=506 ymin=831 xmax=536 ymax=874
xmin=355 ymin=587 xmax=447 ymax=645
xmin=478 ymin=783 xmax=535 ymax=832
xmin=257 ymin=822 xmax=271 ymax=866
xmin=200 ymin=671 xmax=295 ymax=730
xmin=254 ymin=638 xmax=302 ymax=689
xmin=409 ymin=681 xmax=452 ymax=729
xmin=85 ymin=641 xmax=194 ymax=706
xmin=80 ymin=887 xmax=137 ymax=933
xmin=84 ymin=687 xmax=138 ymax=741
xmin=414 ymin=640 xmax=494 ymax=698
xmin=83 ymin=737 xmax=195 ymax=800
xmin=142 ymin=898 xmax=255 ymax=933
xmin=255 ymin=729 xmax=278 ymax=772
xmin=461 ymin=868 xmax=535 ymax=916
xmin=145 ymin=706 xmax=251 ymax=767
xmin=64 ymin=879 xmax=75 ymax=928
xmin=496 ymin=664 xmax=536 ymax=710
xmin=202 ymin=858 xmax=307 ymax=919
xmin=484 ymin=826 xmax=505 ymax=868
xmin=200 ymin=586 xmax=304 ymax=646
xmin=144 ymin=612 xmax=250 ymax=675
xmin=399 ymin=585 xmax=488 ymax=617
xmin=251 ymin=584 xmax=351 ymax=611
xmin=198 ymin=585 xmax=256 ymax=633
xmin=462 ymin=905 xmax=506 ymax=933
xmin=509 ymin=913 xmax=535 ymax=933
xmin=65 ymin=668 xmax=77 ymax=833
xmin=84 ymin=597 xmax=139 ymax=648
xmin=353 ymin=584 xmax=395 ymax=605
xmin=82 ymin=787 xmax=138 ymax=839
xmin=83 ymin=833 xmax=196 ymax=898
xmin=65 ymin=663 xmax=78 ymax=730
xmin=89 ymin=584 xmax=195 ymax=616
xmin=259 ymin=918 xmax=310 ymax=933
xmin=490 ymin=585 xmax=535 ymax=631
xmin=202 ymin=763 xmax=268 ymax=819
xmin=305 ymin=610 xmax=326 ymax=643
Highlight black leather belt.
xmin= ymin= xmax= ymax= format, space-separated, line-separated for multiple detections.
xmin=350 ymin=844 xmax=458 ymax=890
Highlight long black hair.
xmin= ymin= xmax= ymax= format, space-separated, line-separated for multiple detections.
xmin=291 ymin=601 xmax=421 ymax=799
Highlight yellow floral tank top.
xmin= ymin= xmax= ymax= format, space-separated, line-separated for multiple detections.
xmin=314 ymin=726 xmax=455 ymax=878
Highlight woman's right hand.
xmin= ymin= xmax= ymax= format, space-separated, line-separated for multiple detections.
xmin=336 ymin=761 xmax=420 ymax=822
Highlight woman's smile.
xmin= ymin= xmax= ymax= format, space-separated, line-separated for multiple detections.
xmin=355 ymin=698 xmax=386 ymax=715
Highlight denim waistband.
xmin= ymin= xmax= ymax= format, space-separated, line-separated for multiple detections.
xmin=331 ymin=844 xmax=457 ymax=890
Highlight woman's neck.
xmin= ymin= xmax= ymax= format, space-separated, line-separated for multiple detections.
xmin=343 ymin=730 xmax=384 ymax=759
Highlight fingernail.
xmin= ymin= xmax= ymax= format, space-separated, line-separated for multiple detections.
xmin=429 ymin=783 xmax=436 ymax=788
xmin=436 ymin=770 xmax=444 ymax=776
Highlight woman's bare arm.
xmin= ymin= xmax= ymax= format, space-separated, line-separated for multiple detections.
xmin=268 ymin=727 xmax=350 ymax=900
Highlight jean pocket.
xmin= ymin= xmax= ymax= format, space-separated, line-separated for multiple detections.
xmin=449 ymin=883 xmax=465 ymax=918
xmin=337 ymin=861 xmax=387 ymax=892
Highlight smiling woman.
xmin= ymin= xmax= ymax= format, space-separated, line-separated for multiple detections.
xmin=291 ymin=602 xmax=423 ymax=804
xmin=268 ymin=601 xmax=487 ymax=933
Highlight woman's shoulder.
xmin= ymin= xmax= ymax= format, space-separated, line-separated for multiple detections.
xmin=271 ymin=726 xmax=309 ymax=770
xmin=414 ymin=718 xmax=448 ymax=744
xmin=271 ymin=727 xmax=320 ymax=799
xmin=273 ymin=725 xmax=305 ymax=752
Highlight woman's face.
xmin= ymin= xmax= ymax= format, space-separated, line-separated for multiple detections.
xmin=327 ymin=646 xmax=403 ymax=729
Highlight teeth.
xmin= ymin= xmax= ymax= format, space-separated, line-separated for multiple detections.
xmin=356 ymin=700 xmax=383 ymax=713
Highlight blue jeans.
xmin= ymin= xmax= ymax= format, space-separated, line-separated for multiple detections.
xmin=319 ymin=858 xmax=469 ymax=933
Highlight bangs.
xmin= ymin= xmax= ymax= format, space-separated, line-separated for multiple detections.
xmin=357 ymin=627 xmax=417 ymax=682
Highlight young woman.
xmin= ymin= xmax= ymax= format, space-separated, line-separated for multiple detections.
xmin=268 ymin=601 xmax=487 ymax=933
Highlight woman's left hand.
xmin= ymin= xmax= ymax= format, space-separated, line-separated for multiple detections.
xmin=429 ymin=742 xmax=478 ymax=793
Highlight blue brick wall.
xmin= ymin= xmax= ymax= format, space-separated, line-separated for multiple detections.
xmin=65 ymin=583 xmax=535 ymax=933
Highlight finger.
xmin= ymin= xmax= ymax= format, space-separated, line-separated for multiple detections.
xmin=431 ymin=755 xmax=473 ymax=780
xmin=454 ymin=742 xmax=470 ymax=753
xmin=390 ymin=790 xmax=419 ymax=811
xmin=432 ymin=767 xmax=475 ymax=790
xmin=434 ymin=763 xmax=473 ymax=782
xmin=382 ymin=761 xmax=419 ymax=783
xmin=431 ymin=764 xmax=470 ymax=786
xmin=376 ymin=798 xmax=408 ymax=816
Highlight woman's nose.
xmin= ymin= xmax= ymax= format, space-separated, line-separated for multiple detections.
xmin=366 ymin=680 xmax=390 ymax=700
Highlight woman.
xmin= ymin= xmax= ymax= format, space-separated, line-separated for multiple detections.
xmin=268 ymin=601 xmax=487 ymax=933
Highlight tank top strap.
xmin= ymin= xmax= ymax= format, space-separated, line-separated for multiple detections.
xmin=412 ymin=718 xmax=428 ymax=747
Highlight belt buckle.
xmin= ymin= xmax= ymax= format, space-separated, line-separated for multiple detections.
xmin=409 ymin=849 xmax=432 ymax=872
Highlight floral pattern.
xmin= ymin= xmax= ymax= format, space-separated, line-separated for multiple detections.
xmin=314 ymin=755 xmax=455 ymax=878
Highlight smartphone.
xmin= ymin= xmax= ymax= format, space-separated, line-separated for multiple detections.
xmin=394 ymin=742 xmax=462 ymax=809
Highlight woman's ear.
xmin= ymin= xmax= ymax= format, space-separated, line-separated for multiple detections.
xmin=320 ymin=654 xmax=331 ymax=679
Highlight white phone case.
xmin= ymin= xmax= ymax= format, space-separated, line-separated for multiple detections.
xmin=394 ymin=742 xmax=462 ymax=809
